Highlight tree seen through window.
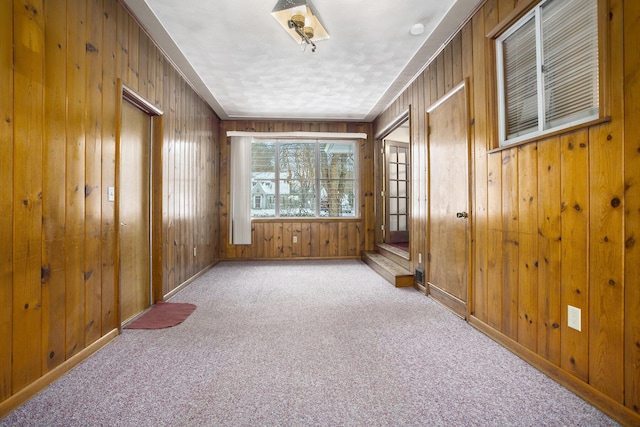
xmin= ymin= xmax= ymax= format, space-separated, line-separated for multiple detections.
xmin=251 ymin=140 xmax=357 ymax=218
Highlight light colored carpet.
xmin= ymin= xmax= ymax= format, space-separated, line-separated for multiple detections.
xmin=1 ymin=260 xmax=618 ymax=426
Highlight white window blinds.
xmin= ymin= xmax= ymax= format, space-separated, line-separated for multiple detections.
xmin=497 ymin=0 xmax=599 ymax=146
xmin=503 ymin=16 xmax=538 ymax=139
xmin=541 ymin=0 xmax=599 ymax=129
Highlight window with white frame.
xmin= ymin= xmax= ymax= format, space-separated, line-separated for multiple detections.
xmin=496 ymin=0 xmax=599 ymax=146
xmin=251 ymin=140 xmax=357 ymax=218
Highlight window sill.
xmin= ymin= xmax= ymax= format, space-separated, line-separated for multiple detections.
xmin=488 ymin=116 xmax=611 ymax=154
xmin=251 ymin=217 xmax=362 ymax=223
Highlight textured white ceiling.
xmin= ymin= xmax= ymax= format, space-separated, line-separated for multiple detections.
xmin=123 ymin=0 xmax=482 ymax=121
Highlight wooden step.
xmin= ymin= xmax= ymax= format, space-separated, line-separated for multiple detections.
xmin=362 ymin=251 xmax=414 ymax=287
xmin=375 ymin=244 xmax=410 ymax=270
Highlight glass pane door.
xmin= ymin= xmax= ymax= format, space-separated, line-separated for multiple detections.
xmin=385 ymin=141 xmax=410 ymax=244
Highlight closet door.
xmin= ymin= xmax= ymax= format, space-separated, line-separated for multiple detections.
xmin=119 ymin=100 xmax=151 ymax=324
xmin=427 ymin=83 xmax=470 ymax=319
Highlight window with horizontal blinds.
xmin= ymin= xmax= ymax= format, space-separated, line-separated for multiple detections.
xmin=496 ymin=0 xmax=599 ymax=146
xmin=542 ymin=0 xmax=599 ymax=129
xmin=503 ymin=16 xmax=538 ymax=139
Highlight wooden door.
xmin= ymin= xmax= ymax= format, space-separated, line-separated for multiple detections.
xmin=119 ymin=100 xmax=151 ymax=324
xmin=385 ymin=141 xmax=410 ymax=244
xmin=427 ymin=83 xmax=470 ymax=319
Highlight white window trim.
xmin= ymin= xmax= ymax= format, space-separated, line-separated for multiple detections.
xmin=228 ymin=131 xmax=367 ymax=139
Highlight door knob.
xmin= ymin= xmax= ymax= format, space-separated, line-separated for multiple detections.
xmin=456 ymin=212 xmax=468 ymax=219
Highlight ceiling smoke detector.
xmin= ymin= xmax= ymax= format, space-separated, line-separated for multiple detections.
xmin=410 ymin=23 xmax=425 ymax=36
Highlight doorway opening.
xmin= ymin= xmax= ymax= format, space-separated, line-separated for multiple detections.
xmin=379 ymin=113 xmax=411 ymax=257
xmin=363 ymin=111 xmax=415 ymax=287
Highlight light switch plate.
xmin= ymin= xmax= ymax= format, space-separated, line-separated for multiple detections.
xmin=568 ymin=305 xmax=581 ymax=331
xmin=107 ymin=186 xmax=115 ymax=202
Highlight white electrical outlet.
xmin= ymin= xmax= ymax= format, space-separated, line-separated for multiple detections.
xmin=293 ymin=236 xmax=298 ymax=243
xmin=107 ymin=186 xmax=115 ymax=202
xmin=568 ymin=305 xmax=581 ymax=331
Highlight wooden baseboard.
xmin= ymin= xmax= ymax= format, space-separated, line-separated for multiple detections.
xmin=223 ymin=256 xmax=363 ymax=262
xmin=0 ymin=329 xmax=119 ymax=419
xmin=427 ymin=283 xmax=467 ymax=319
xmin=469 ymin=316 xmax=640 ymax=427
xmin=163 ymin=260 xmax=220 ymax=301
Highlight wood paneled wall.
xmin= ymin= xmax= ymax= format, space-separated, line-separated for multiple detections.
xmin=0 ymin=0 xmax=219 ymax=414
xmin=159 ymin=50 xmax=220 ymax=296
xmin=373 ymin=0 xmax=639 ymax=424
xmin=219 ymin=121 xmax=373 ymax=260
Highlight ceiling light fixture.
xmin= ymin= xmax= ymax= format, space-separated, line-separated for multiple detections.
xmin=271 ymin=0 xmax=329 ymax=52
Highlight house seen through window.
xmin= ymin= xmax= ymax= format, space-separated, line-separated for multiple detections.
xmin=251 ymin=140 xmax=357 ymax=218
